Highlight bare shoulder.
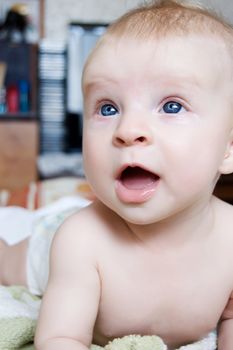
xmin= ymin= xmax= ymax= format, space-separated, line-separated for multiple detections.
xmin=214 ymin=196 xmax=233 ymax=226
xmin=213 ymin=196 xmax=233 ymax=246
xmin=35 ymin=202 xmax=104 ymax=348
xmin=213 ymin=197 xmax=233 ymax=318
xmin=51 ymin=199 xmax=123 ymax=259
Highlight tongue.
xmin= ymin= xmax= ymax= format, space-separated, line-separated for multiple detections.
xmin=121 ymin=167 xmax=157 ymax=190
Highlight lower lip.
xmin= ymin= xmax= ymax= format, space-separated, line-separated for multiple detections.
xmin=115 ymin=178 xmax=160 ymax=204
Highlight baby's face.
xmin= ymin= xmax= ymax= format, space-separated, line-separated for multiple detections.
xmin=82 ymin=34 xmax=233 ymax=224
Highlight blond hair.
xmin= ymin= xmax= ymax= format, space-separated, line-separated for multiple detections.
xmin=83 ymin=0 xmax=233 ymax=79
xmin=106 ymin=0 xmax=233 ymax=39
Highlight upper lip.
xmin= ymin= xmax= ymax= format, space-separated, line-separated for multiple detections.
xmin=115 ymin=163 xmax=160 ymax=180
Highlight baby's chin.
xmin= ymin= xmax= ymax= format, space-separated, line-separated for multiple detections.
xmin=109 ymin=205 xmax=162 ymax=226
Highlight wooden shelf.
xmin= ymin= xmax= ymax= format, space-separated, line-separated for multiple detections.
xmin=0 ymin=42 xmax=39 ymax=191
xmin=0 ymin=121 xmax=39 ymax=191
xmin=0 ymin=112 xmax=37 ymax=120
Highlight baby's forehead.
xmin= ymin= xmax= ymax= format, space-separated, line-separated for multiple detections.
xmin=83 ymin=32 xmax=232 ymax=86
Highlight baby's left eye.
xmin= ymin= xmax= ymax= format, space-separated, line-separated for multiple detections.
xmin=162 ymin=101 xmax=184 ymax=114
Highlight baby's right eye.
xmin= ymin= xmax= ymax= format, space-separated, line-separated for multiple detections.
xmin=100 ymin=103 xmax=118 ymax=117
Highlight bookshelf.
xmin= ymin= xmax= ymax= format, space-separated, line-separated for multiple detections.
xmin=0 ymin=41 xmax=39 ymax=191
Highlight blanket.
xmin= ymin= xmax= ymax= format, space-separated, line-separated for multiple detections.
xmin=0 ymin=177 xmax=94 ymax=209
xmin=0 ymin=286 xmax=40 ymax=349
xmin=0 ymin=285 xmax=217 ymax=350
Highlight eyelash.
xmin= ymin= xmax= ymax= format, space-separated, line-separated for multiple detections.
xmin=159 ymin=97 xmax=189 ymax=114
xmin=160 ymin=101 xmax=184 ymax=114
xmin=96 ymin=100 xmax=119 ymax=117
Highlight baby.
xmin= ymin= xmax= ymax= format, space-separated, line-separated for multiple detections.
xmin=1 ymin=0 xmax=233 ymax=349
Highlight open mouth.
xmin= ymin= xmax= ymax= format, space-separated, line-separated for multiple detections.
xmin=119 ymin=166 xmax=160 ymax=189
xmin=116 ymin=166 xmax=160 ymax=203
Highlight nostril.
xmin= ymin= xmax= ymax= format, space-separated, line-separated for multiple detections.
xmin=137 ymin=136 xmax=146 ymax=143
xmin=115 ymin=137 xmax=125 ymax=145
xmin=114 ymin=135 xmax=147 ymax=146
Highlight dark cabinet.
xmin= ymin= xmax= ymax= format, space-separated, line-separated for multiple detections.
xmin=215 ymin=174 xmax=233 ymax=204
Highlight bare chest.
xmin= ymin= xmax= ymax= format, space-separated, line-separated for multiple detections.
xmin=94 ymin=251 xmax=230 ymax=348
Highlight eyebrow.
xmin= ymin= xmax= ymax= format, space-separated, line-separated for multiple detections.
xmin=83 ymin=78 xmax=118 ymax=96
xmin=155 ymin=72 xmax=203 ymax=88
xmin=83 ymin=75 xmax=203 ymax=99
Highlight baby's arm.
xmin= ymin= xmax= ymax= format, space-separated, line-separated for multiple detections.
xmin=218 ymin=294 xmax=233 ymax=350
xmin=34 ymin=212 xmax=101 ymax=350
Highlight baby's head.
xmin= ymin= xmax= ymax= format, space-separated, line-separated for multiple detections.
xmin=101 ymin=0 xmax=232 ymax=38
xmin=84 ymin=0 xmax=233 ymax=73
xmin=82 ymin=0 xmax=233 ymax=223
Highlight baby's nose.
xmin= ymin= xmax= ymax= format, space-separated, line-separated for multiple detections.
xmin=112 ymin=117 xmax=153 ymax=147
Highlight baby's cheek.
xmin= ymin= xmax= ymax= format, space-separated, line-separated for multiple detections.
xmin=83 ymin=145 xmax=97 ymax=176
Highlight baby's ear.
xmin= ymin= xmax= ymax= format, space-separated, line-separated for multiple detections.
xmin=219 ymin=129 xmax=233 ymax=175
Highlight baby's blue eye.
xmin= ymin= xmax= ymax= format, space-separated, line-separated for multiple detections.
xmin=100 ymin=104 xmax=118 ymax=117
xmin=162 ymin=101 xmax=183 ymax=114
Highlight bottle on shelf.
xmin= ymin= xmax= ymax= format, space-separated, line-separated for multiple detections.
xmin=0 ymin=62 xmax=7 ymax=114
xmin=6 ymin=84 xmax=20 ymax=113
xmin=0 ymin=87 xmax=6 ymax=113
xmin=19 ymin=79 xmax=30 ymax=112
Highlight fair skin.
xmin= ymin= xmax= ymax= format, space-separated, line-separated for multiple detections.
xmin=1 ymin=33 xmax=233 ymax=350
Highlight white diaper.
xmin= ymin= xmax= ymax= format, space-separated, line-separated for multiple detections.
xmin=26 ymin=196 xmax=90 ymax=296
xmin=0 ymin=206 xmax=35 ymax=245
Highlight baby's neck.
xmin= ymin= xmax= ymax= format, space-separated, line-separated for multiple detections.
xmin=125 ymin=196 xmax=216 ymax=252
